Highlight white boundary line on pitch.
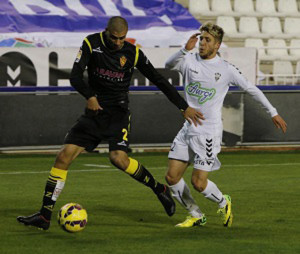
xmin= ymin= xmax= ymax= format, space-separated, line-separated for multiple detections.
xmin=83 ymin=164 xmax=111 ymax=168
xmin=222 ymin=163 xmax=300 ymax=167
xmin=0 ymin=162 xmax=300 ymax=175
xmin=0 ymin=169 xmax=118 ymax=175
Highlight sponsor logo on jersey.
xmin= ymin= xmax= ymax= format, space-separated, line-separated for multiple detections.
xmin=189 ymin=68 xmax=199 ymax=74
xmin=215 ymin=72 xmax=221 ymax=81
xmin=92 ymin=47 xmax=103 ymax=53
xmin=75 ymin=49 xmax=82 ymax=63
xmin=186 ymin=82 xmax=216 ymax=104
xmin=96 ymin=68 xmax=125 ymax=79
xmin=120 ymin=55 xmax=127 ymax=68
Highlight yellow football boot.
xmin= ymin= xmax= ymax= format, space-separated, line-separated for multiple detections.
xmin=175 ymin=215 xmax=207 ymax=228
xmin=217 ymin=194 xmax=233 ymax=227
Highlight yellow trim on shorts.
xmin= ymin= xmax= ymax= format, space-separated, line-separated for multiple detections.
xmin=134 ymin=46 xmax=140 ymax=67
xmin=128 ymin=114 xmax=131 ymax=133
xmin=49 ymin=167 xmax=67 ymax=181
xmin=84 ymin=38 xmax=92 ymax=54
xmin=125 ymin=158 xmax=139 ymax=175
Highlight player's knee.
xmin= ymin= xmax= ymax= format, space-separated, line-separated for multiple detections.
xmin=109 ymin=152 xmax=119 ymax=167
xmin=191 ymin=177 xmax=207 ymax=192
xmin=54 ymin=145 xmax=83 ymax=169
xmin=165 ymin=173 xmax=180 ymax=186
xmin=55 ymin=150 xmax=72 ymax=169
xmin=109 ymin=151 xmax=129 ymax=171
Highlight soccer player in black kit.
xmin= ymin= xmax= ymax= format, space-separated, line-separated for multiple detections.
xmin=17 ymin=16 xmax=204 ymax=230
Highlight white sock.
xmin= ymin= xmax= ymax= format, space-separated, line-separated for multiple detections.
xmin=201 ymin=179 xmax=227 ymax=208
xmin=169 ymin=178 xmax=203 ymax=218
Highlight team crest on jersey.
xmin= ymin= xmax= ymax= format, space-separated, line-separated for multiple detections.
xmin=186 ymin=82 xmax=216 ymax=104
xmin=120 ymin=56 xmax=127 ymax=68
xmin=215 ymin=73 xmax=221 ymax=81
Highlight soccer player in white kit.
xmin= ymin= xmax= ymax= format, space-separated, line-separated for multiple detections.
xmin=165 ymin=23 xmax=287 ymax=228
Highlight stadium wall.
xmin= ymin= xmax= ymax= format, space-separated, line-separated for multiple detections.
xmin=0 ymin=91 xmax=298 ymax=148
xmin=0 ymin=47 xmax=256 ymax=87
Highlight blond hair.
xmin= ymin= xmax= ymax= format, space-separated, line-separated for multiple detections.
xmin=199 ymin=22 xmax=224 ymax=43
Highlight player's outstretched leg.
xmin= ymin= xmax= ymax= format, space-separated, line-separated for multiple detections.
xmin=217 ymin=194 xmax=233 ymax=227
xmin=17 ymin=212 xmax=50 ymax=230
xmin=156 ymin=185 xmax=176 ymax=216
xmin=201 ymin=180 xmax=233 ymax=227
xmin=169 ymin=178 xmax=206 ymax=227
xmin=17 ymin=167 xmax=68 ymax=230
xmin=125 ymin=157 xmax=175 ymax=216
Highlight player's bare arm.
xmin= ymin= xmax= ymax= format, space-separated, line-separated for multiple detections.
xmin=185 ymin=33 xmax=201 ymax=51
xmin=87 ymin=96 xmax=103 ymax=111
xmin=182 ymin=107 xmax=205 ymax=126
xmin=272 ymin=115 xmax=287 ymax=133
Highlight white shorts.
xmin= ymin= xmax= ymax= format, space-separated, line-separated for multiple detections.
xmin=168 ymin=128 xmax=222 ymax=172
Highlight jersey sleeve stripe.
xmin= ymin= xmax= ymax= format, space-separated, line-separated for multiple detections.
xmin=84 ymin=38 xmax=92 ymax=54
xmin=100 ymin=32 xmax=106 ymax=47
xmin=134 ymin=46 xmax=140 ymax=67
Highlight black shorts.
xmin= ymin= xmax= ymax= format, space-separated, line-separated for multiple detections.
xmin=64 ymin=107 xmax=131 ymax=152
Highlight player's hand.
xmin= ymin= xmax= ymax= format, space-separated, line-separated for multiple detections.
xmin=182 ymin=107 xmax=205 ymax=126
xmin=185 ymin=33 xmax=201 ymax=51
xmin=272 ymin=115 xmax=287 ymax=133
xmin=86 ymin=96 xmax=103 ymax=112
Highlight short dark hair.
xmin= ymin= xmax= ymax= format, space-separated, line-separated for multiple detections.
xmin=199 ymin=22 xmax=224 ymax=43
xmin=107 ymin=16 xmax=128 ymax=33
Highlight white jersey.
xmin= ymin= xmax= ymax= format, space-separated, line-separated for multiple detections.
xmin=166 ymin=49 xmax=278 ymax=136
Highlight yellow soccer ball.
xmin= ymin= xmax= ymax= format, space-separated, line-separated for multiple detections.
xmin=58 ymin=203 xmax=88 ymax=233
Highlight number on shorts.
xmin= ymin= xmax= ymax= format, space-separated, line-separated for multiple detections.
xmin=122 ymin=128 xmax=128 ymax=141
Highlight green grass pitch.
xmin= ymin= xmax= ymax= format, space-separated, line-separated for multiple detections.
xmin=0 ymin=151 xmax=299 ymax=254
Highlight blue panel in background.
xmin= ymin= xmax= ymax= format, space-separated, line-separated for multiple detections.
xmin=1 ymin=86 xmax=300 ymax=93
xmin=0 ymin=0 xmax=200 ymax=33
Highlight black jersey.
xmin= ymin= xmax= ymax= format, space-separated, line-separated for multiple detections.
xmin=70 ymin=31 xmax=188 ymax=111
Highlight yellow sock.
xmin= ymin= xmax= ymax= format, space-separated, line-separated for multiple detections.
xmin=125 ymin=158 xmax=139 ymax=175
xmin=49 ymin=167 xmax=68 ymax=181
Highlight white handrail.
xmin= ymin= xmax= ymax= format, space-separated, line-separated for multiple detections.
xmin=251 ymin=46 xmax=300 ymax=85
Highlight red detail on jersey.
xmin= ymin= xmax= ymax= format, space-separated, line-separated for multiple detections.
xmin=98 ymin=68 xmax=125 ymax=79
